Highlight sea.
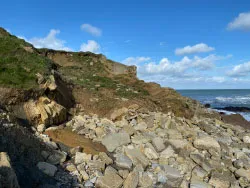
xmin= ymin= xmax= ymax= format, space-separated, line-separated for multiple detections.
xmin=178 ymin=89 xmax=250 ymax=121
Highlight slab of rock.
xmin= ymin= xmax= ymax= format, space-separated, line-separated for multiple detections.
xmin=123 ymin=171 xmax=139 ymax=188
xmin=99 ymin=152 xmax=113 ymax=165
xmin=208 ymin=170 xmax=232 ymax=188
xmin=160 ymin=145 xmax=175 ymax=159
xmin=115 ymin=154 xmax=133 ymax=170
xmin=0 ymin=152 xmax=20 ymax=188
xmin=152 ymin=137 xmax=165 ymax=152
xmin=96 ymin=171 xmax=123 ymax=188
xmin=75 ymin=152 xmax=92 ymax=164
xmin=87 ymin=160 xmax=106 ymax=171
xmin=193 ymin=136 xmax=221 ymax=157
xmin=102 ymin=132 xmax=131 ymax=152
xmin=190 ymin=179 xmax=213 ymax=188
xmin=47 ymin=150 xmax=67 ymax=165
xmin=37 ymin=162 xmax=57 ymax=177
xmin=144 ymin=147 xmax=159 ymax=160
xmin=162 ymin=165 xmax=183 ymax=187
xmin=235 ymin=168 xmax=250 ymax=181
xmin=125 ymin=148 xmax=149 ymax=169
xmin=138 ymin=172 xmax=153 ymax=187
xmin=190 ymin=153 xmax=213 ymax=172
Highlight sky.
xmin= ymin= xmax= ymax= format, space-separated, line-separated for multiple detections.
xmin=1 ymin=0 xmax=250 ymax=89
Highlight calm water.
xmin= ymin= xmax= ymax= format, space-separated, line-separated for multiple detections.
xmin=178 ymin=89 xmax=250 ymax=121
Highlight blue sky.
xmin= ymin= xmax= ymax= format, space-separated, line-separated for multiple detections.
xmin=1 ymin=0 xmax=250 ymax=89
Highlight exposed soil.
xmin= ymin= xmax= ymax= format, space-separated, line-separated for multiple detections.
xmin=222 ymin=114 xmax=250 ymax=130
xmin=45 ymin=128 xmax=107 ymax=155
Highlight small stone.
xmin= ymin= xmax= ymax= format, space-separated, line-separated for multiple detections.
xmin=138 ymin=172 xmax=153 ymax=187
xmin=158 ymin=172 xmax=167 ymax=183
xmin=37 ymin=124 xmax=46 ymax=133
xmin=102 ymin=132 xmax=131 ymax=152
xmin=99 ymin=152 xmax=113 ymax=165
xmin=75 ymin=152 xmax=92 ymax=164
xmin=160 ymin=145 xmax=175 ymax=159
xmin=96 ymin=171 xmax=124 ymax=188
xmin=118 ymin=170 xmax=129 ymax=179
xmin=105 ymin=166 xmax=118 ymax=175
xmin=152 ymin=137 xmax=165 ymax=152
xmin=85 ymin=180 xmax=94 ymax=187
xmin=87 ymin=160 xmax=105 ymax=171
xmin=123 ymin=171 xmax=139 ymax=188
xmin=115 ymin=154 xmax=133 ymax=170
xmin=134 ymin=122 xmax=147 ymax=131
xmin=66 ymin=164 xmax=77 ymax=172
xmin=235 ymin=168 xmax=250 ymax=181
xmin=144 ymin=147 xmax=159 ymax=160
xmin=193 ymin=136 xmax=221 ymax=157
xmin=37 ymin=162 xmax=57 ymax=177
xmin=163 ymin=165 xmax=183 ymax=187
xmin=47 ymin=150 xmax=67 ymax=165
xmin=243 ymin=135 xmax=250 ymax=143
xmin=125 ymin=148 xmax=149 ymax=169
xmin=190 ymin=179 xmax=213 ymax=188
xmin=80 ymin=170 xmax=89 ymax=181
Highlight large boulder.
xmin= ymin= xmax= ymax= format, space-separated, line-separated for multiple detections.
xmin=0 ymin=152 xmax=20 ymax=188
xmin=102 ymin=132 xmax=131 ymax=152
xmin=96 ymin=169 xmax=123 ymax=188
xmin=193 ymin=136 xmax=221 ymax=157
xmin=37 ymin=162 xmax=57 ymax=177
xmin=19 ymin=96 xmax=67 ymax=126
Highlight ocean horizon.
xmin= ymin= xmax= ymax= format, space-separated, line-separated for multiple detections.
xmin=178 ymin=89 xmax=250 ymax=121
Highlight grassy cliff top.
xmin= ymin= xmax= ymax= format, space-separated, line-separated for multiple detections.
xmin=0 ymin=28 xmax=53 ymax=89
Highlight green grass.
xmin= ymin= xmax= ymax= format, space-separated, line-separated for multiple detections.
xmin=0 ymin=30 xmax=52 ymax=89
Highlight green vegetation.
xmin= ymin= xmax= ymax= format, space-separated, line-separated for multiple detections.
xmin=0 ymin=28 xmax=52 ymax=88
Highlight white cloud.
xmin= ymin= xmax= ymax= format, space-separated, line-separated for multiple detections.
xmin=227 ymin=61 xmax=250 ymax=77
xmin=27 ymin=29 xmax=72 ymax=51
xmin=139 ymin=54 xmax=229 ymax=77
xmin=228 ymin=12 xmax=250 ymax=31
xmin=122 ymin=56 xmax=151 ymax=65
xmin=81 ymin=24 xmax=102 ymax=36
xmin=80 ymin=40 xmax=101 ymax=53
xmin=206 ymin=76 xmax=225 ymax=83
xmin=175 ymin=43 xmax=215 ymax=55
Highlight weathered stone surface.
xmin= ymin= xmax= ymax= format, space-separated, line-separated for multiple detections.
xmin=115 ymin=154 xmax=133 ymax=169
xmin=162 ymin=165 xmax=183 ymax=187
xmin=243 ymin=135 xmax=250 ymax=143
xmin=123 ymin=170 xmax=139 ymax=188
xmin=193 ymin=136 xmax=221 ymax=157
xmin=110 ymin=107 xmax=128 ymax=120
xmin=190 ymin=153 xmax=213 ymax=172
xmin=138 ymin=172 xmax=153 ymax=188
xmin=37 ymin=162 xmax=57 ymax=177
xmin=208 ymin=170 xmax=231 ymax=188
xmin=96 ymin=171 xmax=123 ymax=188
xmin=125 ymin=148 xmax=149 ymax=169
xmin=160 ymin=145 xmax=175 ymax=159
xmin=152 ymin=137 xmax=165 ymax=152
xmin=75 ymin=152 xmax=92 ymax=164
xmin=47 ymin=150 xmax=67 ymax=165
xmin=0 ymin=152 xmax=20 ymax=188
xmin=99 ymin=152 xmax=113 ymax=165
xmin=235 ymin=168 xmax=250 ymax=181
xmin=87 ymin=160 xmax=106 ymax=171
xmin=144 ymin=147 xmax=159 ymax=160
xmin=190 ymin=179 xmax=213 ymax=188
xmin=102 ymin=132 xmax=131 ymax=152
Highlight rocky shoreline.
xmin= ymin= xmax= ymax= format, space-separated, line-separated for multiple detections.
xmin=1 ymin=104 xmax=250 ymax=187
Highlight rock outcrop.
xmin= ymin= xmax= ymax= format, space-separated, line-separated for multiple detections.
xmin=0 ymin=152 xmax=20 ymax=188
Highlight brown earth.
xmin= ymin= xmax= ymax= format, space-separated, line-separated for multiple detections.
xmin=45 ymin=128 xmax=107 ymax=155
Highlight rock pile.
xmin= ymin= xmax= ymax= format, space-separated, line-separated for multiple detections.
xmin=33 ymin=105 xmax=250 ymax=187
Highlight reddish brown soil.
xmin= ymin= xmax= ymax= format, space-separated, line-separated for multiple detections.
xmin=45 ymin=128 xmax=107 ymax=155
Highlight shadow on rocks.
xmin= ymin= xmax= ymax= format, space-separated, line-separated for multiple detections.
xmin=0 ymin=111 xmax=76 ymax=188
